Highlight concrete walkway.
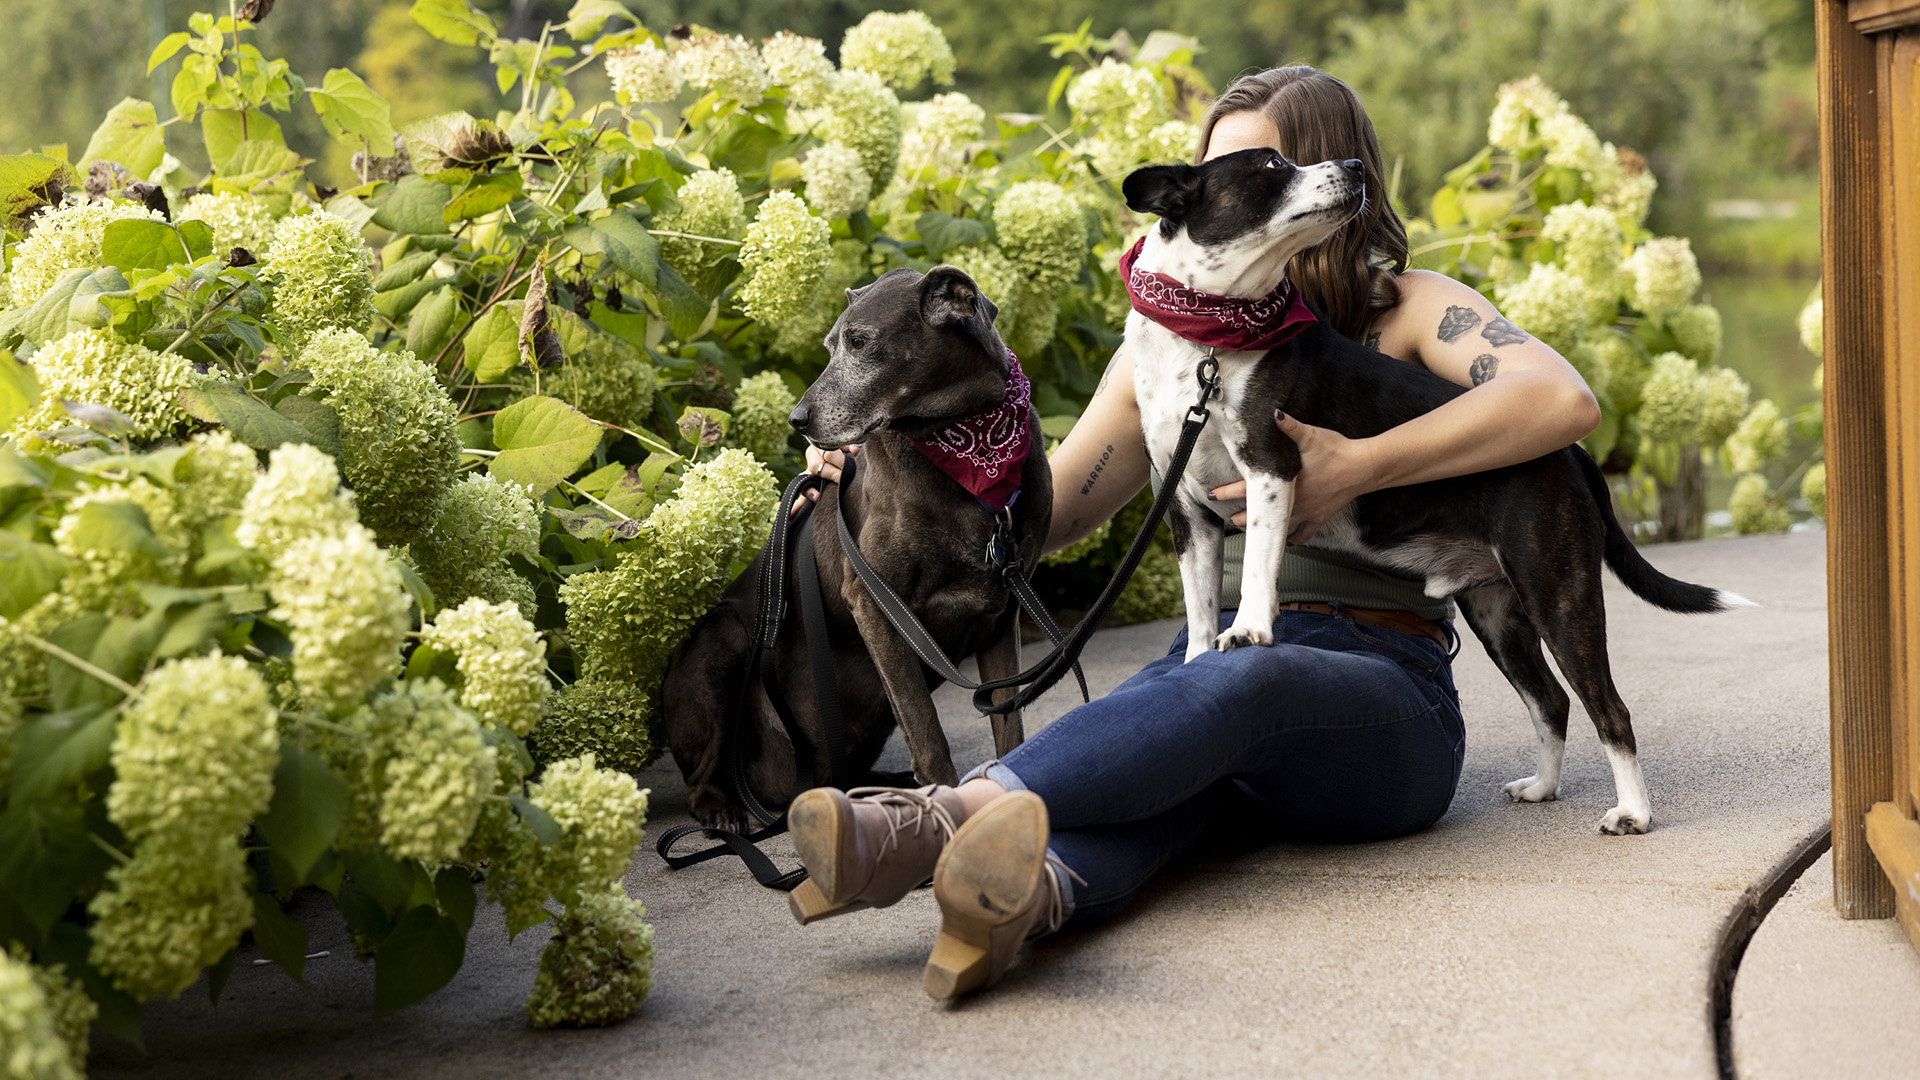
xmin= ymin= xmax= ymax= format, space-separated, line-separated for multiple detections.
xmin=93 ymin=532 xmax=1841 ymax=1079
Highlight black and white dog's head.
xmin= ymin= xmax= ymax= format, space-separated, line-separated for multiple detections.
xmin=789 ymin=266 xmax=1010 ymax=449
xmin=1123 ymin=148 xmax=1366 ymax=295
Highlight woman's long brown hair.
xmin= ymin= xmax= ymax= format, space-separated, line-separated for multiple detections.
xmin=1194 ymin=67 xmax=1407 ymax=342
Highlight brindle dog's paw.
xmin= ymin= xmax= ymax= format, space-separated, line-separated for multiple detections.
xmin=1598 ymin=807 xmax=1650 ymax=835
xmin=1215 ymin=625 xmax=1273 ymax=651
xmin=1501 ymin=776 xmax=1558 ymax=803
xmin=687 ymin=787 xmax=746 ymax=832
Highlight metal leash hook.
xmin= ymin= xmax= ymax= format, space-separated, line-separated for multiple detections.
xmin=1192 ymin=349 xmax=1222 ymax=419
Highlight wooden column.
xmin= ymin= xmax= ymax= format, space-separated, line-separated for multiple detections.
xmin=1820 ymin=0 xmax=1896 ymax=918
xmin=1881 ymin=30 xmax=1920 ymax=822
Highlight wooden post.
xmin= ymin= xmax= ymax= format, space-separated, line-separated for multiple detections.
xmin=1819 ymin=0 xmax=1896 ymax=918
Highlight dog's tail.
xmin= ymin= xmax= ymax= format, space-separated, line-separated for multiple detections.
xmin=1573 ymin=446 xmax=1758 ymax=614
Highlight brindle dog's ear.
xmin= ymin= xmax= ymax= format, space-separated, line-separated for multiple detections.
xmin=920 ymin=265 xmax=1004 ymax=364
xmin=1122 ymin=163 xmax=1201 ymax=221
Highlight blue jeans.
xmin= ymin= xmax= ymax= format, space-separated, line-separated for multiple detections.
xmin=967 ymin=607 xmax=1465 ymax=932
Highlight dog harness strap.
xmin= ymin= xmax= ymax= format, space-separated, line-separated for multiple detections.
xmin=1118 ymin=236 xmax=1318 ymax=353
xmin=988 ymin=511 xmax=1090 ymax=703
xmin=795 ymin=510 xmax=851 ymax=789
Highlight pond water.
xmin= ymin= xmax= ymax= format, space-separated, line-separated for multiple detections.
xmin=1699 ymin=270 xmax=1824 ymax=530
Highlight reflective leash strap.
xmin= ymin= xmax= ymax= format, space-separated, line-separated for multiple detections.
xmin=833 ymin=454 xmax=1089 ymax=704
xmin=656 ymin=471 xmax=846 ymax=892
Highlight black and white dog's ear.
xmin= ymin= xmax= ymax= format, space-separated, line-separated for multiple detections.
xmin=920 ymin=265 xmax=1004 ymax=363
xmin=1123 ymin=163 xmax=1201 ymax=221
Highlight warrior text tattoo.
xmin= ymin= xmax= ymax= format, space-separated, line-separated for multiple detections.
xmin=1363 ymin=331 xmax=1382 ymax=351
xmin=1470 ymin=354 xmax=1499 ymax=385
xmin=1081 ymin=444 xmax=1115 ymax=496
xmin=1437 ymin=305 xmax=1482 ymax=343
xmin=1480 ymin=316 xmax=1529 ymax=347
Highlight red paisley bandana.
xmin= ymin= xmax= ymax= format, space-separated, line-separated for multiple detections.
xmin=908 ymin=350 xmax=1031 ymax=512
xmin=1119 ymin=236 xmax=1318 ymax=351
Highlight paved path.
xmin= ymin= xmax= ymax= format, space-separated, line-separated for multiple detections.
xmin=93 ymin=532 xmax=1833 ymax=1080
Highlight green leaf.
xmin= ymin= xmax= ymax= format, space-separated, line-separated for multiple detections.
xmin=255 ymin=743 xmax=350 ymax=882
xmin=411 ymin=0 xmax=497 ymax=46
xmin=371 ymin=176 xmax=453 ymax=235
xmin=80 ymin=99 xmax=166 ymax=180
xmin=178 ymin=380 xmax=319 ymax=450
xmin=0 ymin=154 xmax=72 ymax=234
xmin=441 ymin=180 xmax=516 ymax=224
xmin=433 ymin=867 xmax=477 ymax=933
xmin=374 ymin=251 xmax=439 ymax=293
xmin=212 ymin=139 xmax=308 ymax=198
xmin=67 ymin=499 xmax=170 ymax=558
xmin=915 ymin=211 xmax=989 ymax=259
xmin=202 ymin=109 xmax=286 ymax=175
xmin=148 ymin=32 xmax=190 ymax=75
xmin=461 ymin=302 xmax=522 ymax=382
xmin=406 ymin=287 xmax=460 ymax=358
xmin=677 ymin=405 xmax=728 ymax=448
xmin=342 ymin=848 xmax=417 ymax=916
xmin=563 ymin=0 xmax=637 ymax=39
xmin=0 ymin=351 xmax=40 ymax=432
xmin=250 ymin=891 xmax=310 ymax=981
xmin=13 ymin=267 xmax=134 ymax=346
xmin=403 ymin=641 xmax=457 ymax=683
xmin=394 ymin=556 xmax=437 ymax=619
xmin=99 ymin=219 xmax=191 ymax=273
xmin=489 ymin=395 xmax=602 ymax=495
xmin=1047 ymin=65 xmax=1072 ymax=112
xmin=206 ymin=948 xmax=236 ymax=1006
xmin=7 ymin=708 xmax=116 ymax=802
xmin=563 ymin=211 xmax=660 ymax=288
xmin=177 ymin=219 xmax=214 ymax=261
xmin=373 ymin=905 xmax=466 ymax=1016
xmin=374 ymin=277 xmax=447 ymax=321
xmin=658 ymin=262 xmax=712 ymax=342
xmin=309 ymin=68 xmax=396 ymax=153
xmin=508 ymin=792 xmax=563 ymax=845
xmin=0 ymin=800 xmax=116 ymax=939
xmin=154 ymin=599 xmax=229 ymax=658
xmin=273 ymin=396 xmax=342 ymax=458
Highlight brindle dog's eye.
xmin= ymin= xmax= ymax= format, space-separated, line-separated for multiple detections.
xmin=845 ymin=330 xmax=872 ymax=352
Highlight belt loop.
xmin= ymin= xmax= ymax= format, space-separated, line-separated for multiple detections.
xmin=1441 ymin=618 xmax=1461 ymax=660
xmin=1327 ymin=598 xmax=1348 ymax=620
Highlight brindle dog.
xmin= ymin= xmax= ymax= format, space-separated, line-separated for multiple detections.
xmin=664 ymin=266 xmax=1050 ymax=830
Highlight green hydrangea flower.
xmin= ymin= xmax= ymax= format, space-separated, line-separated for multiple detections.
xmin=371 ymin=678 xmax=495 ymax=863
xmin=1729 ymin=473 xmax=1790 ymax=534
xmin=1727 ymin=399 xmax=1790 ymax=474
xmin=1667 ymin=303 xmax=1723 ymax=365
xmin=731 ymin=371 xmax=797 ymax=463
xmin=738 ymin=191 xmax=832 ymax=324
xmin=1601 ymin=163 xmax=1658 ymax=230
xmin=760 ymin=31 xmax=836 ymax=107
xmin=655 ymin=167 xmax=746 ymax=294
xmin=529 ymin=679 xmax=655 ymax=774
xmin=1539 ymin=109 xmax=1611 ymax=180
xmin=530 ymin=754 xmax=649 ymax=898
xmin=1495 ymin=262 xmax=1590 ymax=354
xmin=1542 ymin=200 xmax=1624 ymax=296
xmin=1067 ymin=58 xmax=1165 ymax=140
xmin=0 ymin=950 xmax=83 ymax=1080
xmin=1798 ymin=289 xmax=1823 ymax=357
xmin=840 ymin=9 xmax=954 ymax=92
xmin=673 ymin=33 xmax=770 ymax=106
xmin=525 ymin=881 xmax=655 ymax=1028
xmin=1638 ymin=352 xmax=1707 ymax=445
xmin=993 ymin=180 xmax=1086 ymax=296
xmin=410 ymin=473 xmax=540 ymax=619
xmin=108 ymin=654 xmax=277 ymax=848
xmin=899 ymin=92 xmax=984 ymax=177
xmin=422 ymin=598 xmax=549 ymax=738
xmin=605 ymin=41 xmax=682 ymax=105
xmin=88 ymin=837 xmax=252 ymax=1001
xmin=511 ymin=314 xmax=658 ymax=429
xmin=1695 ymin=366 xmax=1751 ymax=445
xmin=811 ymin=70 xmax=903 ymax=192
xmin=52 ymin=482 xmax=188 ymax=612
xmin=176 ymin=431 xmax=260 ymax=536
xmin=299 ymin=328 xmax=460 ymax=546
xmin=1487 ymin=75 xmax=1563 ymax=152
xmin=770 ymin=238 xmax=868 ymax=361
xmin=1594 ymin=333 xmax=1648 ymax=410
xmin=1802 ymin=462 xmax=1826 ymax=518
xmin=266 ymin=211 xmax=374 ymax=348
xmin=237 ymin=442 xmax=356 ymax=560
xmin=800 ymin=142 xmax=872 ymax=222
xmin=1140 ymin=120 xmax=1201 ymax=166
xmin=10 ymin=199 xmax=167 ymax=309
xmin=1623 ymin=237 xmax=1700 ymax=315
xmin=180 ymin=192 xmax=279 ymax=255
xmin=8 ymin=329 xmax=196 ymax=444
xmin=270 ymin=523 xmax=410 ymax=713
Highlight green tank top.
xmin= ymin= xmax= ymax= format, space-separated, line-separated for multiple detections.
xmin=1149 ymin=469 xmax=1455 ymax=620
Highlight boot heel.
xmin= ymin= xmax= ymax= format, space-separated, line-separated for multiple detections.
xmin=923 ymin=930 xmax=990 ymax=999
xmin=787 ymin=877 xmax=868 ymax=925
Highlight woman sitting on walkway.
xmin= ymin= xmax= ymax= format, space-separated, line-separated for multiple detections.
xmin=790 ymin=65 xmax=1601 ymax=1000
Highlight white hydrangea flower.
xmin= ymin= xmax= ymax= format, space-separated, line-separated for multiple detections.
xmin=738 ymin=191 xmax=832 ymax=323
xmin=731 ymin=371 xmax=798 ymax=463
xmin=899 ymin=92 xmax=985 ymax=177
xmin=8 ymin=329 xmax=196 ymax=443
xmin=1802 ymin=462 xmax=1826 ymax=518
xmin=1667 ymin=303 xmax=1723 ymax=365
xmin=179 ymin=192 xmax=278 ymax=255
xmin=1729 ymin=472 xmax=1789 ymax=534
xmin=761 ymin=31 xmax=836 ymax=107
xmin=88 ymin=838 xmax=253 ymax=1001
xmin=1487 ymin=76 xmax=1564 ymax=151
xmin=0 ymin=949 xmax=84 ymax=1080
xmin=673 ymin=33 xmax=771 ymax=106
xmin=177 ymin=430 xmax=260 ymax=534
xmin=1637 ymin=352 xmax=1706 ymax=444
xmin=992 ymin=180 xmax=1087 ymax=295
xmin=523 ymin=880 xmax=655 ymax=1029
xmin=1623 ymin=236 xmax=1701 ymax=315
xmin=1494 ymin=262 xmax=1590 ymax=353
xmin=1141 ymin=120 xmax=1201 ymax=165
xmin=10 ymin=199 xmax=167 ymax=308
xmin=1798 ymin=291 xmax=1823 ymax=357
xmin=1727 ymin=399 xmax=1790 ymax=474
xmin=530 ymin=753 xmax=650 ymax=898
xmin=800 ymin=142 xmax=872 ymax=221
xmin=265 ymin=210 xmax=375 ymax=347
xmin=372 ymin=678 xmax=494 ymax=863
xmin=422 ymin=598 xmax=549 ymax=738
xmin=1601 ymin=159 xmax=1658 ymax=229
xmin=809 ymin=69 xmax=903 ymax=191
xmin=1542 ymin=201 xmax=1623 ymax=289
xmin=108 ymin=654 xmax=278 ymax=847
xmin=654 ymin=167 xmax=746 ymax=288
xmin=840 ymin=10 xmax=954 ymax=92
xmin=1067 ymin=59 xmax=1166 ymax=163
xmin=605 ymin=41 xmax=683 ymax=105
xmin=1539 ymin=110 xmax=1606 ymax=176
xmin=1695 ymin=365 xmax=1751 ymax=445
xmin=237 ymin=442 xmax=356 ymax=559
xmin=270 ymin=522 xmax=409 ymax=713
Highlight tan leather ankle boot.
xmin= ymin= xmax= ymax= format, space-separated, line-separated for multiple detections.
xmin=787 ymin=784 xmax=965 ymax=925
xmin=922 ymin=790 xmax=1073 ymax=1001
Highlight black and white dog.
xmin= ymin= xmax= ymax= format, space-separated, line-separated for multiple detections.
xmin=1120 ymin=148 xmax=1751 ymax=834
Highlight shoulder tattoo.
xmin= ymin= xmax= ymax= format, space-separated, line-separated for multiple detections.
xmin=1363 ymin=330 xmax=1382 ymax=351
xmin=1479 ymin=316 xmax=1529 ymax=347
xmin=1436 ymin=305 xmax=1482 ymax=343
xmin=1096 ymin=355 xmax=1116 ymax=396
xmin=1470 ymin=353 xmax=1499 ymax=385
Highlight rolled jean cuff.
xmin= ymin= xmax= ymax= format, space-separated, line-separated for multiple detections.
xmin=959 ymin=757 xmax=1030 ymax=793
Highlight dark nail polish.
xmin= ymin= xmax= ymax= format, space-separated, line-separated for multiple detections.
xmin=1206 ymin=491 xmax=1217 ymax=501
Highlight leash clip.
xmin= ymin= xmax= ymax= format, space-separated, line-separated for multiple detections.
xmin=985 ymin=506 xmax=1019 ymax=570
xmin=1188 ymin=349 xmax=1222 ymax=421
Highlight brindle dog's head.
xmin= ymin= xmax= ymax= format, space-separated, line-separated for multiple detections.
xmin=1122 ymin=147 xmax=1366 ymax=272
xmin=789 ymin=265 xmax=1010 ymax=449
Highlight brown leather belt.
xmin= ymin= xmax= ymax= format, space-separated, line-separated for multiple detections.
xmin=1277 ymin=600 xmax=1452 ymax=650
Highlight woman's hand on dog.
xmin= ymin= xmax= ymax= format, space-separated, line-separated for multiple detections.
xmin=1209 ymin=411 xmax=1380 ymax=543
xmin=792 ymin=443 xmax=860 ymax=517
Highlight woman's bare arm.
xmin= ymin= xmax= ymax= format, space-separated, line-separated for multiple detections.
xmin=1043 ymin=342 xmax=1151 ymax=552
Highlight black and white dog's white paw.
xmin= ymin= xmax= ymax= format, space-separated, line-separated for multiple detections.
xmin=1598 ymin=806 xmax=1651 ymax=835
xmin=1500 ymin=775 xmax=1558 ymax=803
xmin=1215 ymin=625 xmax=1273 ymax=650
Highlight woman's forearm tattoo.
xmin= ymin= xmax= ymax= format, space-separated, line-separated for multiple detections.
xmin=1479 ymin=316 xmax=1529 ymax=347
xmin=1081 ymin=444 xmax=1115 ymax=495
xmin=1436 ymin=305 xmax=1482 ymax=343
xmin=1470 ymin=353 xmax=1499 ymax=385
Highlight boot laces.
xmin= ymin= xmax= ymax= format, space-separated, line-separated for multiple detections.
xmin=1033 ymin=855 xmax=1087 ymax=940
xmin=846 ymin=786 xmax=958 ymax=856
